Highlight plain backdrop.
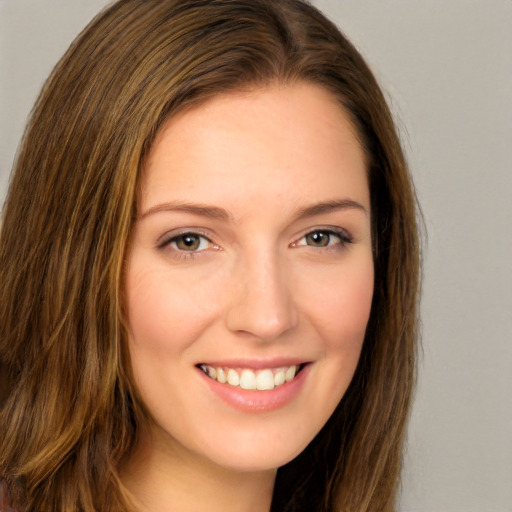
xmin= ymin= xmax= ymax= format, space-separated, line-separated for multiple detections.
xmin=1 ymin=1 xmax=511 ymax=511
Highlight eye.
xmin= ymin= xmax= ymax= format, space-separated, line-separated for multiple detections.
xmin=293 ymin=228 xmax=352 ymax=248
xmin=171 ymin=233 xmax=210 ymax=251
xmin=304 ymin=231 xmax=334 ymax=247
xmin=160 ymin=232 xmax=214 ymax=253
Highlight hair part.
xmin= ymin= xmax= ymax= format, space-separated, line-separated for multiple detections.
xmin=0 ymin=1 xmax=420 ymax=510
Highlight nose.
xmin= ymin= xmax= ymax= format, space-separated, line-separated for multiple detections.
xmin=225 ymin=251 xmax=298 ymax=341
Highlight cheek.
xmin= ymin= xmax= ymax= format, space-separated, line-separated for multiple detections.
xmin=125 ymin=262 xmax=219 ymax=355
xmin=303 ymin=256 xmax=374 ymax=348
xmin=292 ymin=256 xmax=374 ymax=442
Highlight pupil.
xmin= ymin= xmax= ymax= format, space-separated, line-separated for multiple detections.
xmin=307 ymin=232 xmax=328 ymax=246
xmin=179 ymin=235 xmax=199 ymax=250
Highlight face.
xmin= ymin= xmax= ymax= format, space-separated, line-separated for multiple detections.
xmin=125 ymin=83 xmax=374 ymax=473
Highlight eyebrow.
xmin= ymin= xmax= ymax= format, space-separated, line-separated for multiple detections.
xmin=138 ymin=198 xmax=367 ymax=222
xmin=139 ymin=201 xmax=232 ymax=221
xmin=293 ymin=199 xmax=368 ymax=221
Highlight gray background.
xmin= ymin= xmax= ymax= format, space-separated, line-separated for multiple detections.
xmin=1 ymin=1 xmax=511 ymax=511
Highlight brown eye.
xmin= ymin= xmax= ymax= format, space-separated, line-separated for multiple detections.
xmin=294 ymin=229 xmax=352 ymax=250
xmin=172 ymin=233 xmax=208 ymax=251
xmin=305 ymin=231 xmax=332 ymax=247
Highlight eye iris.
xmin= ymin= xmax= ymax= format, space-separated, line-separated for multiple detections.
xmin=306 ymin=232 xmax=329 ymax=247
xmin=176 ymin=234 xmax=201 ymax=251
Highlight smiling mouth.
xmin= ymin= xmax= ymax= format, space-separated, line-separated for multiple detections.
xmin=197 ymin=364 xmax=306 ymax=391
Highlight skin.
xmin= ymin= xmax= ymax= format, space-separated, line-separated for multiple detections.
xmin=123 ymin=82 xmax=374 ymax=512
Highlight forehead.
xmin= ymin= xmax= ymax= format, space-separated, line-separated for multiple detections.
xmin=140 ymin=83 xmax=369 ymax=216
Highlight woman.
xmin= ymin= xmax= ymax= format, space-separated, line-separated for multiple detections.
xmin=0 ymin=1 xmax=420 ymax=511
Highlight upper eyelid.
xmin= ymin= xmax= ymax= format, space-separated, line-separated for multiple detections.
xmin=157 ymin=229 xmax=214 ymax=248
xmin=294 ymin=226 xmax=353 ymax=243
xmin=156 ymin=225 xmax=354 ymax=249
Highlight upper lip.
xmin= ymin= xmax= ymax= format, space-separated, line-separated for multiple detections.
xmin=196 ymin=358 xmax=310 ymax=370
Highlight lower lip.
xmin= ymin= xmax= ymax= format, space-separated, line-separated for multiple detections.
xmin=198 ymin=365 xmax=310 ymax=413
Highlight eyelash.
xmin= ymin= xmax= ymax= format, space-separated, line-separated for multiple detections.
xmin=158 ymin=227 xmax=353 ymax=260
xmin=157 ymin=231 xmax=218 ymax=260
xmin=292 ymin=228 xmax=353 ymax=250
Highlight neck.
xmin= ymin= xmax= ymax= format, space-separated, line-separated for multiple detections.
xmin=121 ymin=427 xmax=276 ymax=512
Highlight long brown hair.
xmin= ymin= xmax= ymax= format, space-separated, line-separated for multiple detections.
xmin=0 ymin=1 xmax=420 ymax=510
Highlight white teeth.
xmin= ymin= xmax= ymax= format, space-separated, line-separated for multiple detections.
xmin=240 ymin=369 xmax=257 ymax=390
xmin=216 ymin=367 xmax=227 ymax=384
xmin=227 ymin=369 xmax=240 ymax=386
xmin=200 ymin=364 xmax=301 ymax=390
xmin=274 ymin=369 xmax=285 ymax=387
xmin=256 ymin=369 xmax=275 ymax=390
xmin=285 ymin=365 xmax=297 ymax=382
